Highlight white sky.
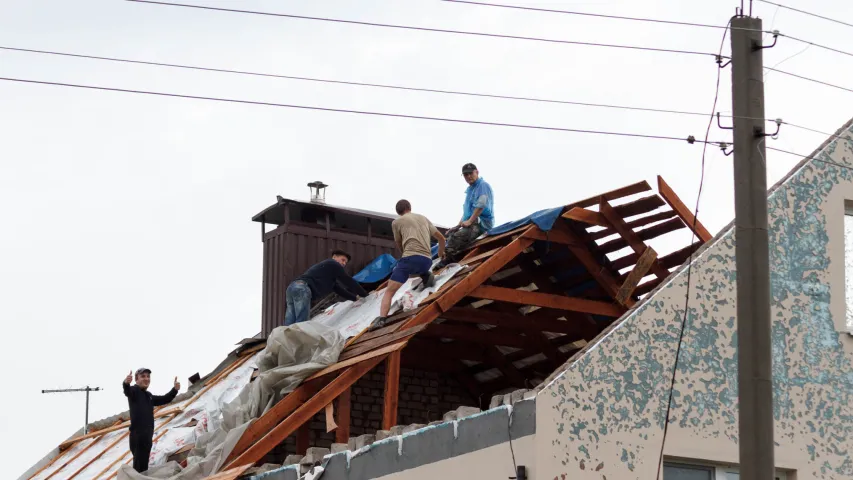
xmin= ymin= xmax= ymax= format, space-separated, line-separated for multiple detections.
xmin=2 ymin=0 xmax=852 ymax=477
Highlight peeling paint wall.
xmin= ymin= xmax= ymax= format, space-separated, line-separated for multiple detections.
xmin=537 ymin=123 xmax=853 ymax=480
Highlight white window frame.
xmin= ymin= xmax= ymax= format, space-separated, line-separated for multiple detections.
xmin=844 ymin=200 xmax=853 ymax=334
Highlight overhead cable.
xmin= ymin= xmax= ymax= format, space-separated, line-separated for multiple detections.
xmin=2 ymin=45 xmax=835 ymax=138
xmin=763 ymin=66 xmax=853 ymax=94
xmin=124 ymin=0 xmax=726 ymax=59
xmin=766 ymin=145 xmax=853 ymax=171
xmin=755 ymin=0 xmax=853 ymax=30
xmin=0 ymin=76 xmax=731 ymax=146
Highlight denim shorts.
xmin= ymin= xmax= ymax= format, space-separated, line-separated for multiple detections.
xmin=390 ymin=255 xmax=432 ymax=283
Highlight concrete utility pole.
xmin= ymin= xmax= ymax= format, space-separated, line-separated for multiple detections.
xmin=729 ymin=15 xmax=775 ymax=480
xmin=42 ymin=386 xmax=101 ymax=434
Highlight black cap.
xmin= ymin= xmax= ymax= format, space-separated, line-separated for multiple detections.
xmin=135 ymin=368 xmax=151 ymax=377
xmin=462 ymin=163 xmax=477 ymax=173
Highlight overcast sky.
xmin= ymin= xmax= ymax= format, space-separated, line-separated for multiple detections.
xmin=2 ymin=0 xmax=853 ymax=477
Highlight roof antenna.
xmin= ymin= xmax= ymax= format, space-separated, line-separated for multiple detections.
xmin=42 ymin=386 xmax=102 ymax=434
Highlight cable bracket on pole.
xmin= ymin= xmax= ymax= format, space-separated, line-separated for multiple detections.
xmin=754 ymin=30 xmax=779 ymax=51
xmin=719 ymin=142 xmax=734 ymax=156
xmin=716 ymin=112 xmax=734 ymax=130
xmin=756 ymin=118 xmax=783 ymax=139
xmin=716 ymin=55 xmax=732 ymax=69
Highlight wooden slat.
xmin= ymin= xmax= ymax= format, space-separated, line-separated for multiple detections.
xmin=65 ymin=431 xmax=131 ymax=479
xmin=42 ymin=435 xmax=106 ymax=480
xmin=460 ymin=225 xmax=529 ymax=253
xmin=596 ymin=218 xmax=684 ymax=255
xmin=611 ymin=240 xmax=702 ymax=272
xmin=524 ymin=225 xmax=633 ymax=308
xmin=599 ymin=199 xmax=670 ymax=280
xmin=460 ymin=246 xmax=502 ymax=266
xmin=339 ymin=324 xmax=425 ymax=361
xmin=225 ymin=355 xmax=387 ymax=469
xmin=468 ymin=285 xmax=624 ymax=317
xmin=99 ymin=427 xmax=171 ymax=480
xmin=568 ymin=180 xmax=652 ymax=209
xmin=335 ymin=388 xmax=351 ymax=443
xmin=612 ymin=195 xmax=666 ymax=219
xmin=225 ymin=387 xmax=309 ymax=462
xmin=460 ymin=247 xmax=483 ymax=261
xmin=616 ymin=247 xmax=658 ymax=304
xmin=325 ymin=402 xmax=337 ymax=433
xmin=307 ymin=340 xmax=409 ymax=382
xmin=382 ymin=350 xmax=402 ymax=430
xmin=589 ymin=210 xmax=678 ymax=240
xmin=562 ymin=207 xmax=609 ymax=227
xmin=657 ymin=175 xmax=713 ymax=242
xmin=440 ymin=307 xmax=577 ymax=334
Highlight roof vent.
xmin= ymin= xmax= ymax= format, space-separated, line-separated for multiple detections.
xmin=307 ymin=181 xmax=328 ymax=204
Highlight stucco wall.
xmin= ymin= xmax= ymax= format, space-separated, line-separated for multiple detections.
xmin=536 ymin=122 xmax=853 ymax=480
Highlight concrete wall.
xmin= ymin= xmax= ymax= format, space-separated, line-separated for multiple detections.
xmin=535 ymin=121 xmax=853 ymax=480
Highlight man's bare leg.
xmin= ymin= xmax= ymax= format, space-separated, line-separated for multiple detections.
xmin=379 ymin=280 xmax=404 ymax=318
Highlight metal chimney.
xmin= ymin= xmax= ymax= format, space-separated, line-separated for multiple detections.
xmin=307 ymin=181 xmax=328 ymax=204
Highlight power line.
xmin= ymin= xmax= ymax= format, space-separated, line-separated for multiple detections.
xmin=763 ymin=65 xmax=853 ymax=94
xmin=766 ymin=145 xmax=853 ymax=171
xmin=755 ymin=0 xmax=853 ymax=30
xmin=4 ymin=45 xmax=837 ymax=140
xmin=0 ymin=75 xmax=730 ymax=145
xmin=124 ymin=0 xmax=726 ymax=59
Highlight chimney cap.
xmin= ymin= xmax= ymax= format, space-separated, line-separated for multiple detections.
xmin=307 ymin=181 xmax=328 ymax=189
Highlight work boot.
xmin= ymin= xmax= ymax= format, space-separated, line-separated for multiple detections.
xmin=419 ymin=272 xmax=436 ymax=290
xmin=369 ymin=316 xmax=389 ymax=331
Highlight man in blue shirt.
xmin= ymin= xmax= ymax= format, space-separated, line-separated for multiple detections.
xmin=284 ymin=250 xmax=368 ymax=326
xmin=437 ymin=163 xmax=494 ymax=268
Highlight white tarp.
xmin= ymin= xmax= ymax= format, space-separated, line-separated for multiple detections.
xmin=105 ymin=263 xmax=465 ymax=480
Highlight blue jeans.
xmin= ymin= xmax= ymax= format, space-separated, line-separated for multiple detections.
xmin=284 ymin=281 xmax=312 ymax=326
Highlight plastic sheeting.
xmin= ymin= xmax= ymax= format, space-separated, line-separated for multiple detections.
xmin=41 ymin=263 xmax=464 ymax=480
xmin=487 ymin=206 xmax=564 ymax=235
xmin=352 ymin=253 xmax=397 ymax=283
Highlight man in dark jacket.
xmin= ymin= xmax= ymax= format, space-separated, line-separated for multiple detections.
xmin=123 ymin=368 xmax=180 ymax=473
xmin=284 ymin=249 xmax=369 ymax=326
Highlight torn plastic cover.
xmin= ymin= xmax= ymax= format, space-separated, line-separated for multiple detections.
xmin=107 ymin=263 xmax=464 ymax=480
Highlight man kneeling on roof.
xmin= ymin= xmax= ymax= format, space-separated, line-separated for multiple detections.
xmin=284 ymin=249 xmax=369 ymax=326
xmin=436 ymin=163 xmax=494 ymax=268
xmin=373 ymin=199 xmax=445 ymax=329
xmin=123 ymin=368 xmax=180 ymax=473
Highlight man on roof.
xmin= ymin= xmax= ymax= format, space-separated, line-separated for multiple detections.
xmin=437 ymin=163 xmax=494 ymax=268
xmin=123 ymin=368 xmax=180 ymax=473
xmin=284 ymin=249 xmax=369 ymax=326
xmin=373 ymin=200 xmax=446 ymax=329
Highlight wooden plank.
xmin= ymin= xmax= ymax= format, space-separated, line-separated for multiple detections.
xmin=382 ymin=350 xmax=402 ymax=430
xmin=589 ymin=210 xmax=678 ymax=240
xmin=611 ymin=240 xmax=702 ymax=272
xmin=42 ymin=435 xmax=106 ymax=480
xmin=65 ymin=431 xmax=131 ymax=479
xmin=612 ymin=195 xmax=666 ymax=219
xmin=616 ymin=247 xmax=658 ymax=304
xmin=99 ymin=427 xmax=171 ymax=480
xmin=440 ymin=307 xmax=577 ymax=334
xmin=634 ymin=277 xmax=664 ymax=296
xmin=307 ymin=340 xmax=409 ymax=382
xmin=459 ymin=225 xmax=529 ymax=253
xmin=596 ymin=218 xmax=684 ymax=255
xmin=562 ymin=207 xmax=610 ymax=227
xmin=339 ymin=324 xmax=425 ymax=361
xmin=296 ymin=425 xmax=309 ymax=455
xmin=568 ymin=180 xmax=652 ymax=209
xmin=657 ymin=175 xmax=713 ymax=242
xmin=435 ymin=231 xmax=534 ymax=313
xmin=335 ymin=388 xmax=351 ymax=443
xmin=225 ymin=386 xmax=309 ymax=462
xmin=225 ymin=355 xmax=387 ymax=469
xmin=599 ymin=199 xmax=670 ymax=280
xmin=325 ymin=402 xmax=337 ymax=433
xmin=460 ymin=246 xmax=502 ymax=266
xmin=468 ymin=285 xmax=624 ymax=317
xmin=460 ymin=247 xmax=483 ymax=261
xmin=423 ymin=323 xmax=540 ymax=349
xmin=525 ymin=225 xmax=633 ymax=308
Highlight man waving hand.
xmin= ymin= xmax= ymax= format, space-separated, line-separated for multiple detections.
xmin=123 ymin=368 xmax=180 ymax=473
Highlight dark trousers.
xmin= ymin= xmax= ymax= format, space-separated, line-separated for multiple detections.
xmin=129 ymin=429 xmax=153 ymax=473
xmin=444 ymin=224 xmax=484 ymax=260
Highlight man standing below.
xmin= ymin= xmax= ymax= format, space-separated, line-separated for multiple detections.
xmin=284 ymin=250 xmax=368 ymax=326
xmin=437 ymin=163 xmax=494 ymax=268
xmin=123 ymin=368 xmax=180 ymax=473
xmin=373 ymin=200 xmax=445 ymax=328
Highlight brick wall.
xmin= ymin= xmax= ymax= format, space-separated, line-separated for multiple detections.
xmin=263 ymin=365 xmax=477 ymax=460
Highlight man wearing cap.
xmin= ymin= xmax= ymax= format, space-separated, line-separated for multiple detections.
xmin=123 ymin=368 xmax=180 ymax=473
xmin=284 ymin=249 xmax=369 ymax=326
xmin=437 ymin=163 xmax=494 ymax=267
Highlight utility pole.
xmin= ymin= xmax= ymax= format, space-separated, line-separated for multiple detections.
xmin=42 ymin=386 xmax=102 ymax=434
xmin=729 ymin=15 xmax=774 ymax=480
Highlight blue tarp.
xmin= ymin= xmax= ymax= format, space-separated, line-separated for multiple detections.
xmin=353 ymin=206 xmax=565 ymax=283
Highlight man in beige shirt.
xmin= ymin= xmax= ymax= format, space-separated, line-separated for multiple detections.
xmin=374 ymin=200 xmax=446 ymax=327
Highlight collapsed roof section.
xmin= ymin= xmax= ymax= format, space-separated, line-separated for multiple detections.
xmin=218 ymin=176 xmax=712 ymax=471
